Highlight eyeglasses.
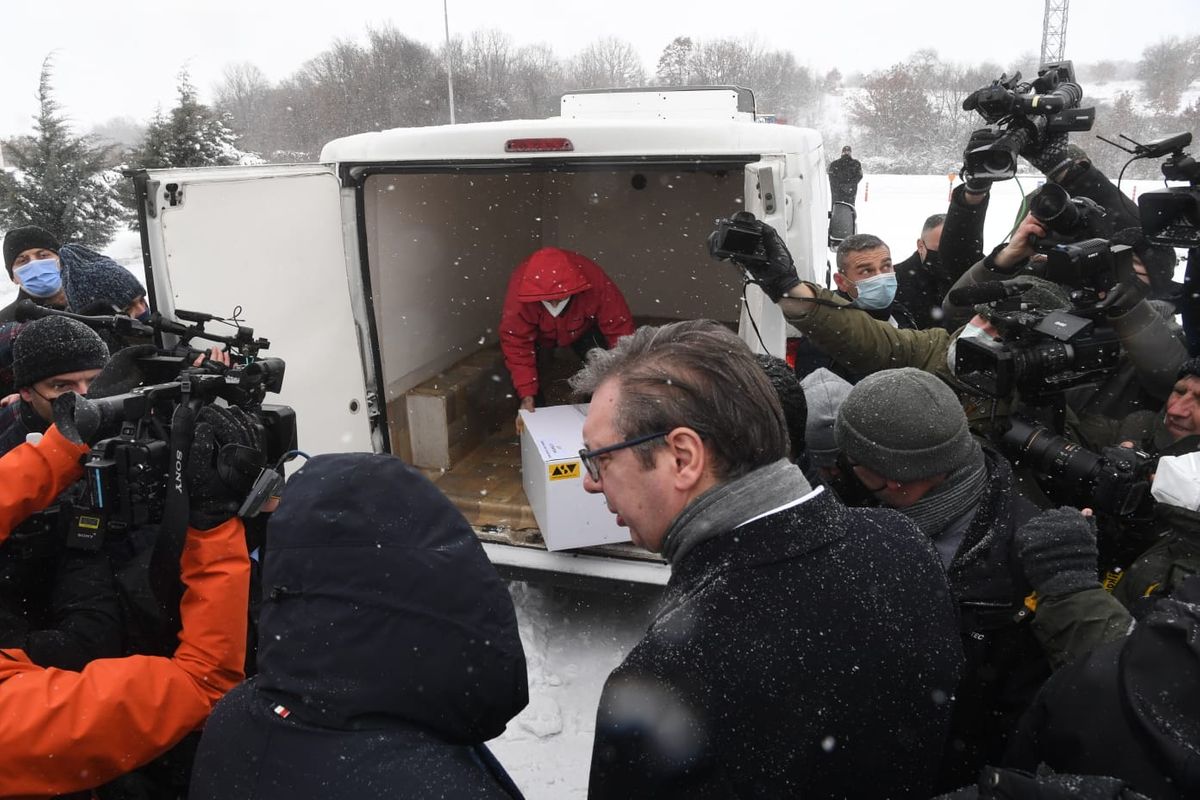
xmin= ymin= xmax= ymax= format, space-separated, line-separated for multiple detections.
xmin=578 ymin=431 xmax=670 ymax=482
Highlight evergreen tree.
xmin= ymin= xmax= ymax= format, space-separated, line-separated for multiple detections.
xmin=132 ymin=71 xmax=246 ymax=169
xmin=656 ymin=37 xmax=694 ymax=85
xmin=0 ymin=58 xmax=126 ymax=247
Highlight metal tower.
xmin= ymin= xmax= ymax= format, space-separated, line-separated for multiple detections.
xmin=1041 ymin=0 xmax=1070 ymax=64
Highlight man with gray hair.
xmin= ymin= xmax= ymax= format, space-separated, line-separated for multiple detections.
xmin=835 ymin=367 xmax=1050 ymax=787
xmin=574 ymin=320 xmax=963 ymax=799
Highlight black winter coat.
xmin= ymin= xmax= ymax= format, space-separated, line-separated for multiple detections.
xmin=190 ymin=453 xmax=528 ymax=800
xmin=828 ymin=155 xmax=863 ymax=203
xmin=1005 ymin=576 xmax=1200 ymax=799
xmin=894 ymin=250 xmax=952 ymax=329
xmin=939 ymin=447 xmax=1050 ymax=790
xmin=588 ymin=488 xmax=964 ymax=800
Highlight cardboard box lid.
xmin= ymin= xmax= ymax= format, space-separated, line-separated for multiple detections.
xmin=520 ymin=404 xmax=589 ymax=463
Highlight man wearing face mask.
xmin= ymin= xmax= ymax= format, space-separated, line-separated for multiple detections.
xmin=792 ymin=233 xmax=916 ymax=383
xmin=499 ymin=246 xmax=634 ymax=432
xmin=2 ymin=226 xmax=67 ymax=322
xmin=2 ymin=226 xmax=152 ymax=325
xmin=894 ymin=214 xmax=951 ymax=329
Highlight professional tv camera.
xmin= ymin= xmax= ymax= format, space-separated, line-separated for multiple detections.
xmin=1001 ymin=417 xmax=1153 ymax=517
xmin=14 ymin=301 xmax=297 ymax=551
xmin=948 ymin=241 xmax=1134 ymax=400
xmin=962 ymin=60 xmax=1096 ymax=181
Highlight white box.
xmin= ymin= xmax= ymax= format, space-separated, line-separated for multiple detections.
xmin=520 ymin=404 xmax=631 ymax=551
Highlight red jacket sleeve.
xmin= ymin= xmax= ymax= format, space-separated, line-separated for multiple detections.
xmin=0 ymin=517 xmax=249 ymax=796
xmin=499 ymin=268 xmax=541 ymax=399
xmin=583 ymin=261 xmax=635 ymax=347
xmin=0 ymin=425 xmax=88 ymax=546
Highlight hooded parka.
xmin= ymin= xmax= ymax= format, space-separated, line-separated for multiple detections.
xmin=190 ymin=453 xmax=529 ymax=800
xmin=499 ymin=247 xmax=634 ymax=400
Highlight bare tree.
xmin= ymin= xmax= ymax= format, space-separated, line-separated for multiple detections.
xmin=1138 ymin=36 xmax=1200 ymax=115
xmin=568 ymin=37 xmax=646 ymax=89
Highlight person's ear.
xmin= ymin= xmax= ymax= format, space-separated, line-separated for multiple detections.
xmin=916 ymin=239 xmax=926 ymax=258
xmin=18 ymin=387 xmax=34 ymax=403
xmin=833 ymin=271 xmax=850 ymax=294
xmin=666 ymin=427 xmax=707 ymax=492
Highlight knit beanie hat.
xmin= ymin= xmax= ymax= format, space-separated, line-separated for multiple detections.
xmin=800 ymin=368 xmax=853 ymax=468
xmin=3 ymin=226 xmax=60 ymax=276
xmin=12 ymin=316 xmax=110 ymax=389
xmin=835 ymin=367 xmax=975 ymax=482
xmin=65 ymin=257 xmax=147 ymax=313
xmin=974 ymin=275 xmax=1072 ymax=320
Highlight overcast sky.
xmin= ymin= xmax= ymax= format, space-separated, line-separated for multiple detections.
xmin=3 ymin=0 xmax=1196 ymax=139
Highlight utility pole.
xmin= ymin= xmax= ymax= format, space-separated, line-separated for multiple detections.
xmin=1040 ymin=0 xmax=1069 ymax=65
xmin=443 ymin=0 xmax=456 ymax=124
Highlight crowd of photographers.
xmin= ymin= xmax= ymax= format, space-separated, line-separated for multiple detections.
xmin=1 ymin=61 xmax=1200 ymax=799
xmin=711 ymin=63 xmax=1200 ymax=798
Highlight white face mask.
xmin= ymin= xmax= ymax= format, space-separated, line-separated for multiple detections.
xmin=946 ymin=322 xmax=990 ymax=375
xmin=1151 ymin=452 xmax=1200 ymax=511
xmin=542 ymin=298 xmax=570 ymax=317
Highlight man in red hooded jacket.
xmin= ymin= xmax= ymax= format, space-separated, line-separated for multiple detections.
xmin=500 ymin=247 xmax=634 ymax=430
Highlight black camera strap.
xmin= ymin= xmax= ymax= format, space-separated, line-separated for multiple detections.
xmin=148 ymin=403 xmax=195 ymax=626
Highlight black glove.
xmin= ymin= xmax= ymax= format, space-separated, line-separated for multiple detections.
xmin=87 ymin=344 xmax=159 ymax=399
xmin=1020 ymin=128 xmax=1073 ymax=179
xmin=1015 ymin=507 xmax=1100 ymax=597
xmin=748 ymin=218 xmax=802 ymax=302
xmin=1095 ymin=279 xmax=1148 ymax=317
xmin=960 ymin=128 xmax=1004 ymax=193
xmin=187 ymin=405 xmax=267 ymax=530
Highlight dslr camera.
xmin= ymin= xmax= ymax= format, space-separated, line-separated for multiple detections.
xmin=707 ymin=212 xmax=768 ymax=265
xmin=962 ymin=60 xmax=1096 ymax=181
xmin=1001 ymin=417 xmax=1153 ymax=517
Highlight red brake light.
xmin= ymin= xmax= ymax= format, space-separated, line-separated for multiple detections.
xmin=505 ymin=138 xmax=574 ymax=153
xmin=785 ymin=337 xmax=802 ymax=371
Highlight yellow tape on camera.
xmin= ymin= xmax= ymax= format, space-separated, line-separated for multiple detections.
xmin=549 ymin=462 xmax=581 ymax=481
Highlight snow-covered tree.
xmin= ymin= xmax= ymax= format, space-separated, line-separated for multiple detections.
xmin=1138 ymin=36 xmax=1200 ymax=115
xmin=131 ymin=70 xmax=246 ymax=169
xmin=0 ymin=58 xmax=126 ymax=247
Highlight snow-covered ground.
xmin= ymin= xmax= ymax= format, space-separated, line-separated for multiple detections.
xmin=0 ymin=172 xmax=1188 ymax=798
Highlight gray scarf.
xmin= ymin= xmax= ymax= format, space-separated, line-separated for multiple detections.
xmin=901 ymin=442 xmax=988 ymax=542
xmin=661 ymin=459 xmax=812 ymax=565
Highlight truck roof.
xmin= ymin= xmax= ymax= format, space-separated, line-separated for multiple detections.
xmin=319 ymin=116 xmax=823 ymax=164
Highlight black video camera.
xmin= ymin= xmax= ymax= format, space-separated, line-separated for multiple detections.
xmin=953 ymin=289 xmax=1122 ymax=400
xmin=1136 ymin=132 xmax=1200 ymax=248
xmin=707 ymin=213 xmax=767 ymax=265
xmin=962 ymin=61 xmax=1096 ymax=181
xmin=34 ymin=307 xmax=297 ymax=551
xmin=1001 ymin=417 xmax=1153 ymax=516
xmin=1039 ymin=238 xmax=1134 ymax=297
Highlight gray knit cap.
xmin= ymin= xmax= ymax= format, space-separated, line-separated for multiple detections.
xmin=975 ymin=275 xmax=1071 ymax=320
xmin=800 ymin=368 xmax=853 ymax=468
xmin=835 ymin=367 xmax=975 ymax=482
xmin=12 ymin=316 xmax=110 ymax=389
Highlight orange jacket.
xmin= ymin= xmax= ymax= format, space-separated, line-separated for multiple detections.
xmin=0 ymin=426 xmax=249 ymax=798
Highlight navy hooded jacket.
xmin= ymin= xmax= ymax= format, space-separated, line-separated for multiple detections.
xmin=190 ymin=453 xmax=529 ymax=799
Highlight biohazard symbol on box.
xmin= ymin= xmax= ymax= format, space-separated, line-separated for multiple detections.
xmin=549 ymin=462 xmax=581 ymax=481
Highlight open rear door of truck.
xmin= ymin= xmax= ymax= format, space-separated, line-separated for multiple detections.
xmin=133 ymin=165 xmax=378 ymax=456
xmin=738 ymin=156 xmax=793 ymax=357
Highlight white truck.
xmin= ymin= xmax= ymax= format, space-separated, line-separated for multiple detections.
xmin=131 ymin=86 xmax=829 ymax=588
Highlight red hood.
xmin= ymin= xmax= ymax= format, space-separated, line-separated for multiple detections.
xmin=515 ymin=248 xmax=592 ymax=302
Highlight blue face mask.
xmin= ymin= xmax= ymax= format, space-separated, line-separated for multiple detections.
xmin=135 ymin=308 xmax=152 ymax=323
xmin=850 ymin=271 xmax=897 ymax=310
xmin=13 ymin=257 xmax=62 ymax=299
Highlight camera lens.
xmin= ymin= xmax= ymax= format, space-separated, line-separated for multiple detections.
xmin=1012 ymin=342 xmax=1073 ymax=388
xmin=1004 ymin=418 xmax=1102 ymax=499
xmin=1030 ymin=184 xmax=1081 ymax=234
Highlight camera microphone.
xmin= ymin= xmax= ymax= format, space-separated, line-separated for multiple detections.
xmin=13 ymin=299 xmax=55 ymax=323
xmin=947 ymin=280 xmax=1032 ymax=306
